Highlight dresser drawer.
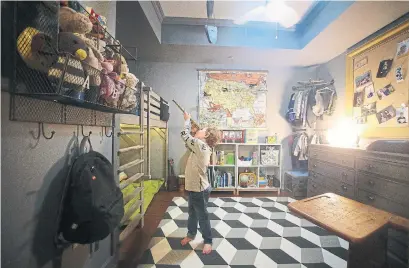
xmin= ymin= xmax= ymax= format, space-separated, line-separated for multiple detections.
xmin=325 ymin=178 xmax=355 ymax=199
xmin=307 ymin=178 xmax=327 ymax=197
xmin=357 ymin=172 xmax=409 ymax=206
xmin=357 ymin=189 xmax=409 ymax=218
xmin=309 ymin=159 xmax=355 ymax=185
xmin=356 ymin=158 xmax=409 ymax=183
xmin=309 ymin=171 xmax=326 ymax=185
xmin=310 ymin=149 xmax=355 ymax=169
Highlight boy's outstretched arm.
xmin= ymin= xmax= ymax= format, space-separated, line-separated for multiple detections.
xmin=180 ymin=112 xmax=203 ymax=154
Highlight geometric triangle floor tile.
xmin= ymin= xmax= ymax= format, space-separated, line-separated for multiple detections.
xmin=137 ymin=197 xmax=348 ymax=268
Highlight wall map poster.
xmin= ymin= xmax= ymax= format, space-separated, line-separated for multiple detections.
xmin=198 ymin=70 xmax=267 ymax=129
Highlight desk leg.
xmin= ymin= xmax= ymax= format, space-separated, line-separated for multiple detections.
xmin=348 ymin=228 xmax=387 ymax=268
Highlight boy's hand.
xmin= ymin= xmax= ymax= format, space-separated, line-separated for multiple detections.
xmin=191 ymin=123 xmax=199 ymax=136
xmin=184 ymin=112 xmax=191 ymax=121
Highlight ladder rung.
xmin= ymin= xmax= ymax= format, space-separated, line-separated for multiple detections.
xmin=121 ymin=199 xmax=142 ymax=225
xmin=120 ymin=173 xmax=144 ymax=190
xmin=118 ymin=145 xmax=144 ymax=154
xmin=119 ymin=214 xmax=142 ymax=243
xmin=123 ymin=186 xmax=144 ymax=205
xmin=118 ymin=131 xmax=144 ymax=136
xmin=118 ymin=159 xmax=144 ymax=172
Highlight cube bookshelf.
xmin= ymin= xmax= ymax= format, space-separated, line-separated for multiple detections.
xmin=209 ymin=143 xmax=282 ymax=194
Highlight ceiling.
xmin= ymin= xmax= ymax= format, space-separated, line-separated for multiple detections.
xmin=160 ymin=0 xmax=315 ymax=24
xmin=116 ymin=1 xmax=409 ymax=67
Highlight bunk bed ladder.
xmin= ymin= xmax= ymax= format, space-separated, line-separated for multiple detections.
xmin=117 ymin=82 xmax=150 ymax=243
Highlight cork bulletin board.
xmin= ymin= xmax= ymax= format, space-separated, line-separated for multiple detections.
xmin=346 ymin=22 xmax=409 ymax=138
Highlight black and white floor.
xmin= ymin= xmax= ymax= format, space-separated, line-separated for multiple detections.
xmin=138 ymin=197 xmax=349 ymax=268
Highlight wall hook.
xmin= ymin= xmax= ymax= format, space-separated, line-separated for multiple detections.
xmin=81 ymin=125 xmax=92 ymax=137
xmin=41 ymin=123 xmax=56 ymax=140
xmin=30 ymin=122 xmax=42 ymax=140
xmin=104 ymin=127 xmax=113 ymax=137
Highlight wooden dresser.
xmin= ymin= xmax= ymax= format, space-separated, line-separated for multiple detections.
xmin=308 ymin=144 xmax=409 ymax=267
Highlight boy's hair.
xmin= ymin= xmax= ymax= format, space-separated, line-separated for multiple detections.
xmin=205 ymin=127 xmax=221 ymax=148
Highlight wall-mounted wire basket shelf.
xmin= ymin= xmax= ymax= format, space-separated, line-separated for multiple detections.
xmin=6 ymin=1 xmax=143 ymax=127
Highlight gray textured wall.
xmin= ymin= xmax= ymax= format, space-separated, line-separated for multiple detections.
xmin=1 ymin=93 xmax=114 ymax=268
xmin=1 ymin=2 xmax=118 ymax=268
xmin=137 ymin=62 xmax=296 ymax=176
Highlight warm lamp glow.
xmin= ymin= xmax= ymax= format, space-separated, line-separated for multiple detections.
xmin=327 ymin=118 xmax=363 ymax=148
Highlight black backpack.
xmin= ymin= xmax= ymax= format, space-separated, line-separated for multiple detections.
xmin=57 ymin=136 xmax=124 ymax=244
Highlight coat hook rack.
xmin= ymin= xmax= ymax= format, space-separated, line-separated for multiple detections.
xmin=30 ymin=123 xmax=56 ymax=140
xmin=81 ymin=125 xmax=92 ymax=137
xmin=103 ymin=127 xmax=113 ymax=137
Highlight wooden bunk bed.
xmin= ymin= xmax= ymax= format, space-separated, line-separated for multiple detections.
xmin=114 ymin=83 xmax=168 ymax=244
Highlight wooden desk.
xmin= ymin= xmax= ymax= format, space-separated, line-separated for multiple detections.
xmin=288 ymin=193 xmax=409 ymax=268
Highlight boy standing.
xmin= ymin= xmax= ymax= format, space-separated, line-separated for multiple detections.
xmin=180 ymin=112 xmax=220 ymax=255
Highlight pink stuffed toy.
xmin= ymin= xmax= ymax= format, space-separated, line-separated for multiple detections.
xmin=99 ymin=69 xmax=115 ymax=100
xmin=101 ymin=59 xmax=114 ymax=73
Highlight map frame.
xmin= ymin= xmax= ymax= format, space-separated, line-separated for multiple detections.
xmin=198 ymin=70 xmax=268 ymax=129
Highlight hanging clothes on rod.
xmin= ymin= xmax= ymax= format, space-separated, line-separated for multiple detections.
xmin=312 ymin=87 xmax=337 ymax=117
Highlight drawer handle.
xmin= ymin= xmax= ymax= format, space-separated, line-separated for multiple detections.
xmin=368 ymin=180 xmax=375 ymax=186
xmin=341 ymin=185 xmax=347 ymax=191
xmin=312 ymin=184 xmax=317 ymax=188
xmin=312 ymin=173 xmax=317 ymax=178
xmin=342 ymin=172 xmax=347 ymax=177
xmin=313 ymin=153 xmax=317 ymax=157
xmin=367 ymin=195 xmax=375 ymax=201
xmin=367 ymin=164 xmax=375 ymax=169
xmin=313 ymin=164 xmax=317 ymax=168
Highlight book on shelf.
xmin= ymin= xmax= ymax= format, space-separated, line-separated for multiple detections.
xmin=207 ymin=167 xmax=234 ymax=188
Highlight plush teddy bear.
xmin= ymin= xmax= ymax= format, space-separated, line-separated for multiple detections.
xmin=58 ymin=32 xmax=88 ymax=61
xmin=59 ymin=7 xmax=93 ymax=34
xmin=17 ymin=27 xmax=58 ymax=73
xmin=121 ymin=72 xmax=139 ymax=89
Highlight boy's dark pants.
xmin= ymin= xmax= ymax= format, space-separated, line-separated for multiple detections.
xmin=187 ymin=187 xmax=212 ymax=245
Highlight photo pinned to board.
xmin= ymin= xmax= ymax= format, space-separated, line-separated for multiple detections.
xmin=396 ymin=106 xmax=408 ymax=125
xmin=364 ymin=83 xmax=375 ymax=99
xmin=376 ymin=105 xmax=396 ymax=124
xmin=361 ymin=102 xmax=377 ymax=117
xmin=376 ymin=59 xmax=393 ymax=78
xmin=395 ymin=65 xmax=404 ymax=83
xmin=355 ymin=71 xmax=372 ymax=91
xmin=353 ymin=91 xmax=364 ymax=107
xmin=355 ymin=116 xmax=367 ymax=124
xmin=354 ymin=56 xmax=368 ymax=70
xmin=396 ymin=38 xmax=409 ymax=58
xmin=377 ymin=84 xmax=395 ymax=100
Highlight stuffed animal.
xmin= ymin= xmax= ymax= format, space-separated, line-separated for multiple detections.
xmin=58 ymin=32 xmax=87 ymax=61
xmin=104 ymin=46 xmax=115 ymax=59
xmin=17 ymin=27 xmax=58 ymax=73
xmin=106 ymin=79 xmax=126 ymax=107
xmin=82 ymin=48 xmax=102 ymax=86
xmin=76 ymin=34 xmax=104 ymax=62
xmin=101 ymin=60 xmax=114 ymax=73
xmin=120 ymin=88 xmax=138 ymax=111
xmin=99 ymin=69 xmax=115 ymax=100
xmin=121 ymin=72 xmax=139 ymax=89
xmin=113 ymin=53 xmax=129 ymax=74
xmin=59 ymin=6 xmax=92 ymax=34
